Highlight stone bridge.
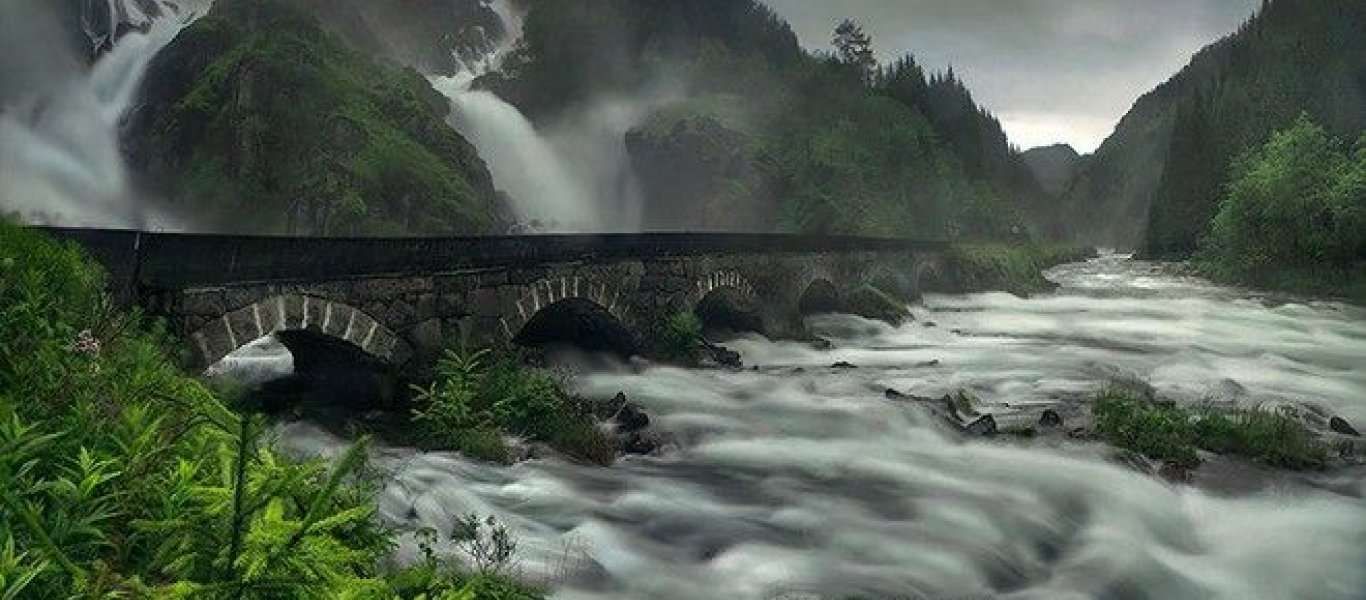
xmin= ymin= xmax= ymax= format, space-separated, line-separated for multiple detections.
xmin=45 ymin=229 xmax=947 ymax=371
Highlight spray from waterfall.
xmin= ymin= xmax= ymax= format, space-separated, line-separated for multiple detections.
xmin=429 ymin=0 xmax=653 ymax=232
xmin=0 ymin=0 xmax=210 ymax=229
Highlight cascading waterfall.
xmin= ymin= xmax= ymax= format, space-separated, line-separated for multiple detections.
xmin=429 ymin=0 xmax=647 ymax=232
xmin=0 ymin=0 xmax=211 ymax=228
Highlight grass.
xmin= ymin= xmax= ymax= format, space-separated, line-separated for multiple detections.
xmin=1092 ymin=386 xmax=1326 ymax=470
xmin=937 ymin=243 xmax=1095 ymax=296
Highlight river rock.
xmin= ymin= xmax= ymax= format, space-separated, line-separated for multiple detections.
xmin=1329 ymin=416 xmax=1361 ymax=437
xmin=831 ymin=361 xmax=858 ymax=370
xmin=614 ymin=402 xmax=650 ymax=433
xmin=885 ymin=388 xmax=907 ymax=400
xmin=1039 ymin=409 xmax=1064 ymax=428
xmin=963 ymin=414 xmax=997 ymax=436
xmin=622 ymin=432 xmax=660 ymax=455
xmin=702 ymin=341 xmax=743 ymax=369
xmin=1158 ymin=460 xmax=1193 ymax=484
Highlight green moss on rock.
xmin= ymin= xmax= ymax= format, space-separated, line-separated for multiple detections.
xmin=125 ymin=0 xmax=502 ymax=235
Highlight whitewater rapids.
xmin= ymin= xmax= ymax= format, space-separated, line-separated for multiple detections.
xmin=266 ymin=255 xmax=1366 ymax=600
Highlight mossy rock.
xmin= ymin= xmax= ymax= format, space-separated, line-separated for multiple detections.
xmin=124 ymin=0 xmax=502 ymax=235
xmin=843 ymin=284 xmax=911 ymax=326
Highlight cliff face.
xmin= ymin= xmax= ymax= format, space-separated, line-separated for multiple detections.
xmin=295 ymin=0 xmax=505 ymax=75
xmin=55 ymin=0 xmax=168 ymax=60
xmin=123 ymin=0 xmax=503 ymax=235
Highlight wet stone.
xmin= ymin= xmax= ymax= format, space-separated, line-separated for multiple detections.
xmin=1159 ymin=460 xmax=1193 ymax=484
xmin=614 ymin=403 xmax=650 ymax=433
xmin=1329 ymin=416 xmax=1360 ymax=437
xmin=1039 ymin=409 xmax=1064 ymax=428
xmin=963 ymin=414 xmax=997 ymax=436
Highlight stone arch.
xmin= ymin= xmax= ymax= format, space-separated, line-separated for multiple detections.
xmin=689 ymin=270 xmax=763 ymax=334
xmin=188 ymin=294 xmax=405 ymax=370
xmin=685 ymin=270 xmax=756 ymax=308
xmin=500 ymin=275 xmax=632 ymax=341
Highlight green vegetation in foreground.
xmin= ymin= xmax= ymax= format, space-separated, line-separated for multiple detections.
xmin=1092 ymin=386 xmax=1326 ymax=470
xmin=0 ymin=222 xmax=544 ymax=598
xmin=126 ymin=0 xmax=500 ymax=235
xmin=410 ymin=347 xmax=615 ymax=466
xmin=932 ymin=244 xmax=1095 ymax=296
xmin=1195 ymin=115 xmax=1366 ymax=302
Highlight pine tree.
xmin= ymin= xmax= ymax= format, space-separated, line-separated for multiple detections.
xmin=832 ymin=18 xmax=876 ymax=81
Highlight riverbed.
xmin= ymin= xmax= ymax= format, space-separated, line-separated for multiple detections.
xmin=271 ymin=254 xmax=1366 ymax=600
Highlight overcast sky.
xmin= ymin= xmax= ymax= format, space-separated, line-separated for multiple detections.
xmin=764 ymin=0 xmax=1260 ymax=153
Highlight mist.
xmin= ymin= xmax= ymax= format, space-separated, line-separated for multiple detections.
xmin=0 ymin=0 xmax=205 ymax=229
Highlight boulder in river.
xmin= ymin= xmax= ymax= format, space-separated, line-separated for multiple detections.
xmin=1329 ymin=416 xmax=1360 ymax=437
xmin=614 ymin=403 xmax=650 ymax=434
xmin=831 ymin=361 xmax=858 ymax=370
xmin=1039 ymin=409 xmax=1064 ymax=428
xmin=963 ymin=414 xmax=998 ymax=437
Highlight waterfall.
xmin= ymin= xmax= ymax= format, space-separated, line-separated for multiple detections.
xmin=430 ymin=0 xmax=647 ymax=232
xmin=0 ymin=0 xmax=211 ymax=228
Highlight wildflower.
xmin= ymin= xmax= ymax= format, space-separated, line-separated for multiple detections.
xmin=71 ymin=329 xmax=102 ymax=356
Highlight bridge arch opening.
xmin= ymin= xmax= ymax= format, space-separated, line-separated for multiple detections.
xmin=513 ymin=298 xmax=637 ymax=358
xmin=205 ymin=330 xmax=398 ymax=414
xmin=695 ymin=287 xmax=763 ymax=335
xmin=798 ymin=278 xmax=841 ymax=315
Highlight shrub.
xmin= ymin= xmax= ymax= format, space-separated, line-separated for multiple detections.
xmin=411 ymin=347 xmax=613 ymax=465
xmin=656 ymin=311 xmax=703 ymax=364
xmin=1198 ymin=114 xmax=1366 ymax=297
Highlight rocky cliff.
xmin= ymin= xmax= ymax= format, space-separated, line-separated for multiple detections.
xmin=122 ymin=0 xmax=503 ymax=235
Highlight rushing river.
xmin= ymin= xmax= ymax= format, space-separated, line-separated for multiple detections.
xmin=263 ymin=255 xmax=1366 ymax=600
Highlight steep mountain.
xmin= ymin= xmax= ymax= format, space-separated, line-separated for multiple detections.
xmin=295 ymin=0 xmax=506 ymax=75
xmin=123 ymin=0 xmax=503 ymax=235
xmin=481 ymin=0 xmax=1045 ymax=240
xmin=1021 ymin=144 xmax=1080 ymax=197
xmin=1143 ymin=0 xmax=1365 ymax=257
xmin=1064 ymin=0 xmax=1366 ymax=253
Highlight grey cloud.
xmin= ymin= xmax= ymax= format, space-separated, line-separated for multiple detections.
xmin=763 ymin=0 xmax=1259 ymax=151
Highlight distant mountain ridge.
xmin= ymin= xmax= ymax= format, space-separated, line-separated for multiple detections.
xmin=1021 ymin=144 xmax=1080 ymax=197
xmin=1061 ymin=0 xmax=1366 ymax=252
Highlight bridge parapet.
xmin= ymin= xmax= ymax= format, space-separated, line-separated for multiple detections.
xmin=40 ymin=228 xmax=947 ymax=370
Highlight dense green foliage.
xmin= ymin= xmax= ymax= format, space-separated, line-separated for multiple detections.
xmin=486 ymin=0 xmax=1047 ymax=240
xmin=1144 ymin=0 xmax=1365 ymax=258
xmin=125 ymin=0 xmax=501 ymax=235
xmin=0 ymin=222 xmax=543 ymax=598
xmin=1065 ymin=0 xmax=1364 ymax=252
xmin=1093 ymin=386 xmax=1326 ymax=470
xmin=1195 ymin=116 xmax=1366 ymax=299
xmin=410 ymin=348 xmax=615 ymax=465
